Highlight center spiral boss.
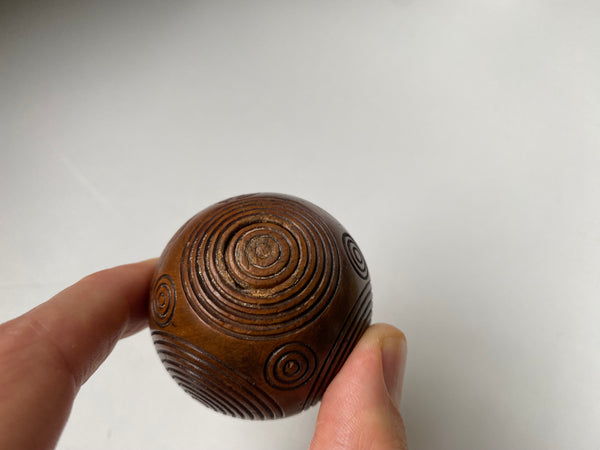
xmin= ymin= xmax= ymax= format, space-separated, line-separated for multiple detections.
xmin=150 ymin=193 xmax=372 ymax=419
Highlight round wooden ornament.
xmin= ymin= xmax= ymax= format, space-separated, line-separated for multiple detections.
xmin=149 ymin=193 xmax=372 ymax=419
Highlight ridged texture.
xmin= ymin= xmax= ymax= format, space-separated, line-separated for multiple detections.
xmin=151 ymin=194 xmax=374 ymax=419
xmin=303 ymin=282 xmax=373 ymax=408
xmin=152 ymin=330 xmax=284 ymax=419
xmin=180 ymin=195 xmax=341 ymax=339
xmin=150 ymin=274 xmax=177 ymax=327
xmin=342 ymin=232 xmax=370 ymax=280
xmin=264 ymin=342 xmax=317 ymax=390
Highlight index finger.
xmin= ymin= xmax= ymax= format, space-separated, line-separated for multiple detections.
xmin=0 ymin=259 xmax=156 ymax=450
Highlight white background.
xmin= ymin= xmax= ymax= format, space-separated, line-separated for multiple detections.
xmin=2 ymin=1 xmax=599 ymax=449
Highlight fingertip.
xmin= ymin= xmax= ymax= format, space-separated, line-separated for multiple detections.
xmin=311 ymin=323 xmax=408 ymax=450
xmin=137 ymin=257 xmax=160 ymax=267
xmin=80 ymin=258 xmax=157 ymax=284
xmin=0 ymin=258 xmax=158 ymax=449
xmin=368 ymin=324 xmax=408 ymax=407
xmin=358 ymin=323 xmax=407 ymax=350
xmin=76 ymin=258 xmax=158 ymax=335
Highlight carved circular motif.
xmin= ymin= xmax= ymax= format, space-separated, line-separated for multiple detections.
xmin=181 ymin=195 xmax=341 ymax=339
xmin=151 ymin=274 xmax=177 ymax=327
xmin=342 ymin=233 xmax=369 ymax=280
xmin=228 ymin=224 xmax=297 ymax=289
xmin=150 ymin=193 xmax=374 ymax=419
xmin=265 ymin=342 xmax=317 ymax=390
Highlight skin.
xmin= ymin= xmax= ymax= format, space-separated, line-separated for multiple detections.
xmin=0 ymin=260 xmax=408 ymax=450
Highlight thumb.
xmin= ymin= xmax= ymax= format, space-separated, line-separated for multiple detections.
xmin=310 ymin=323 xmax=408 ymax=450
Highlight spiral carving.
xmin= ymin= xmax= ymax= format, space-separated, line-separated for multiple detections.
xmin=181 ymin=195 xmax=341 ymax=339
xmin=265 ymin=342 xmax=317 ymax=390
xmin=150 ymin=193 xmax=374 ymax=418
xmin=342 ymin=233 xmax=369 ymax=280
xmin=151 ymin=274 xmax=177 ymax=327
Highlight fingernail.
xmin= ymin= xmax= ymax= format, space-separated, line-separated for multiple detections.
xmin=381 ymin=334 xmax=407 ymax=407
xmin=140 ymin=257 xmax=159 ymax=264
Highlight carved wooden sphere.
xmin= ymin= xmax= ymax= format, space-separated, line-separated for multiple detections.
xmin=149 ymin=193 xmax=372 ymax=419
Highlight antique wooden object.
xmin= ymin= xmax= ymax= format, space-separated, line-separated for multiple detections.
xmin=149 ymin=193 xmax=372 ymax=419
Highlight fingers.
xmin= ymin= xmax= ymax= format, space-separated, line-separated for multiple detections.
xmin=310 ymin=323 xmax=408 ymax=450
xmin=0 ymin=259 xmax=156 ymax=450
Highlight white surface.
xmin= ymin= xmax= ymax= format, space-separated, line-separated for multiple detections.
xmin=2 ymin=1 xmax=600 ymax=449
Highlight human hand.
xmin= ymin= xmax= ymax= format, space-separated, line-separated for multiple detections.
xmin=0 ymin=261 xmax=408 ymax=449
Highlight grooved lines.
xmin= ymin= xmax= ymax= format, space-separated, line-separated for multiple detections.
xmin=180 ymin=195 xmax=341 ymax=339
xmin=151 ymin=330 xmax=283 ymax=419
xmin=303 ymin=282 xmax=373 ymax=408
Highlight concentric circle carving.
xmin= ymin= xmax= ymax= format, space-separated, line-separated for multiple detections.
xmin=181 ymin=195 xmax=341 ymax=339
xmin=265 ymin=342 xmax=317 ymax=390
xmin=151 ymin=274 xmax=177 ymax=327
xmin=342 ymin=233 xmax=369 ymax=280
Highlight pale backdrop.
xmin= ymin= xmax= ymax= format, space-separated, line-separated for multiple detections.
xmin=1 ymin=1 xmax=599 ymax=449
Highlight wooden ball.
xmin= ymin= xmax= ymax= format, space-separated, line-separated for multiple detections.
xmin=149 ymin=193 xmax=372 ymax=419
